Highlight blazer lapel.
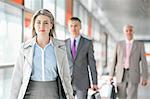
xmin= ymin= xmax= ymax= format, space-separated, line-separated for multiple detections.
xmin=122 ymin=41 xmax=126 ymax=59
xmin=66 ymin=39 xmax=74 ymax=62
xmin=75 ymin=36 xmax=84 ymax=60
xmin=130 ymin=41 xmax=137 ymax=57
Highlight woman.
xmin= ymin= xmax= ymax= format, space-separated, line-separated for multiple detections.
xmin=9 ymin=9 xmax=74 ymax=99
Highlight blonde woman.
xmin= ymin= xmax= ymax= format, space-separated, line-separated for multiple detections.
xmin=10 ymin=9 xmax=74 ymax=99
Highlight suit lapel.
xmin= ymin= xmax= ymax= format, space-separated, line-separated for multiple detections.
xmin=130 ymin=40 xmax=137 ymax=57
xmin=75 ymin=36 xmax=84 ymax=61
xmin=66 ymin=36 xmax=84 ymax=62
xmin=122 ymin=41 xmax=126 ymax=59
xmin=66 ymin=39 xmax=74 ymax=62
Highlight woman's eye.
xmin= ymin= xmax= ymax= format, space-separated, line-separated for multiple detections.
xmin=36 ymin=21 xmax=41 ymax=24
xmin=44 ymin=22 xmax=48 ymax=24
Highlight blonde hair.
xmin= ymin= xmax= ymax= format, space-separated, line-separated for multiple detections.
xmin=31 ymin=9 xmax=55 ymax=37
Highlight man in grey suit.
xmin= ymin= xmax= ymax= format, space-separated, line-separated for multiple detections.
xmin=110 ymin=24 xmax=148 ymax=99
xmin=65 ymin=17 xmax=98 ymax=99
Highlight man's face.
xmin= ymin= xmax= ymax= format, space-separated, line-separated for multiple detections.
xmin=123 ymin=26 xmax=134 ymax=41
xmin=68 ymin=20 xmax=81 ymax=37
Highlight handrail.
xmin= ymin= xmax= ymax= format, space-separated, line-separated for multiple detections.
xmin=0 ymin=64 xmax=14 ymax=69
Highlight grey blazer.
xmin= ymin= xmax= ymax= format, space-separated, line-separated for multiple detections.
xmin=66 ymin=36 xmax=97 ymax=90
xmin=110 ymin=40 xmax=148 ymax=83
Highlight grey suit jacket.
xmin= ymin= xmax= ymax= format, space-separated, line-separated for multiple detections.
xmin=110 ymin=40 xmax=148 ymax=83
xmin=66 ymin=36 xmax=97 ymax=90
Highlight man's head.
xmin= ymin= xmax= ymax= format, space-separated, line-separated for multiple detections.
xmin=123 ymin=24 xmax=134 ymax=41
xmin=68 ymin=17 xmax=81 ymax=38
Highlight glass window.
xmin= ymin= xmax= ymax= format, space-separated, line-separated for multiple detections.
xmin=56 ymin=0 xmax=65 ymax=26
xmin=92 ymin=19 xmax=100 ymax=41
xmin=82 ymin=10 xmax=88 ymax=36
xmin=55 ymin=24 xmax=66 ymax=40
xmin=88 ymin=15 xmax=92 ymax=37
xmin=55 ymin=0 xmax=66 ymax=40
xmin=6 ymin=0 xmax=24 ymax=5
xmin=0 ymin=2 xmax=22 ymax=65
xmin=73 ymin=0 xmax=79 ymax=17
xmin=43 ymin=0 xmax=55 ymax=18
xmin=0 ymin=67 xmax=13 ymax=99
xmin=144 ymin=43 xmax=150 ymax=68
xmin=78 ymin=5 xmax=88 ymax=36
xmin=93 ymin=41 xmax=102 ymax=74
xmin=24 ymin=0 xmax=42 ymax=11
xmin=66 ymin=0 xmax=73 ymax=26
xmin=24 ymin=11 xmax=33 ymax=41
xmin=107 ymin=37 xmax=115 ymax=72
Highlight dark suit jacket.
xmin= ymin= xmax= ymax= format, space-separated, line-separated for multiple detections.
xmin=65 ymin=36 xmax=97 ymax=90
xmin=110 ymin=40 xmax=148 ymax=83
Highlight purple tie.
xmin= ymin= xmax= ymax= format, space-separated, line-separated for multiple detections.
xmin=71 ymin=39 xmax=77 ymax=59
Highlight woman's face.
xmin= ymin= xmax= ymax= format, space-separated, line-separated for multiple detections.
xmin=34 ymin=15 xmax=53 ymax=36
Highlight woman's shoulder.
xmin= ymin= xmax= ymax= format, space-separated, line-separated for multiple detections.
xmin=52 ymin=38 xmax=65 ymax=45
xmin=21 ymin=37 xmax=36 ymax=49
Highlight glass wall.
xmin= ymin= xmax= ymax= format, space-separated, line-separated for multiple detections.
xmin=144 ymin=43 xmax=150 ymax=72
xmin=107 ymin=36 xmax=116 ymax=73
xmin=43 ymin=0 xmax=55 ymax=18
xmin=55 ymin=0 xmax=66 ymax=40
xmin=0 ymin=2 xmax=22 ymax=65
xmin=6 ymin=0 xmax=24 ymax=5
xmin=24 ymin=0 xmax=42 ymax=11
xmin=92 ymin=18 xmax=101 ymax=69
xmin=0 ymin=67 xmax=13 ymax=99
xmin=73 ymin=0 xmax=87 ymax=36
xmin=24 ymin=11 xmax=33 ymax=41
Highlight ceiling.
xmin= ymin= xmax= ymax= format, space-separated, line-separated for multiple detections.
xmin=92 ymin=0 xmax=150 ymax=41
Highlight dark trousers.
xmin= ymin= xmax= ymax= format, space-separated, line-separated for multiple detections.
xmin=73 ymin=89 xmax=88 ymax=99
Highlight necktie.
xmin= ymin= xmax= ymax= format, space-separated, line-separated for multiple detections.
xmin=124 ymin=42 xmax=131 ymax=69
xmin=71 ymin=39 xmax=76 ymax=60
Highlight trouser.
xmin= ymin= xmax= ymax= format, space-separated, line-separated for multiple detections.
xmin=117 ymin=69 xmax=138 ymax=99
xmin=73 ymin=89 xmax=88 ymax=99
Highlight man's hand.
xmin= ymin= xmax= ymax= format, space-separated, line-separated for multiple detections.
xmin=141 ymin=79 xmax=148 ymax=86
xmin=91 ymin=84 xmax=98 ymax=91
xmin=109 ymin=76 xmax=113 ymax=82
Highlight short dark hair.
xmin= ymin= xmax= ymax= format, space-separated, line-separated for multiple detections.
xmin=69 ymin=17 xmax=81 ymax=23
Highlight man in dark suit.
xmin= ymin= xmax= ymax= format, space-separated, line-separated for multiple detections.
xmin=110 ymin=24 xmax=148 ymax=99
xmin=65 ymin=17 xmax=98 ymax=99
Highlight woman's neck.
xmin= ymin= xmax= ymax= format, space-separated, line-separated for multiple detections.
xmin=36 ymin=35 xmax=50 ymax=48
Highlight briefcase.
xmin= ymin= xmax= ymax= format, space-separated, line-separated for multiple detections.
xmin=90 ymin=91 xmax=101 ymax=99
xmin=88 ymin=89 xmax=101 ymax=99
xmin=99 ymin=82 xmax=117 ymax=99
xmin=110 ymin=82 xmax=117 ymax=99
